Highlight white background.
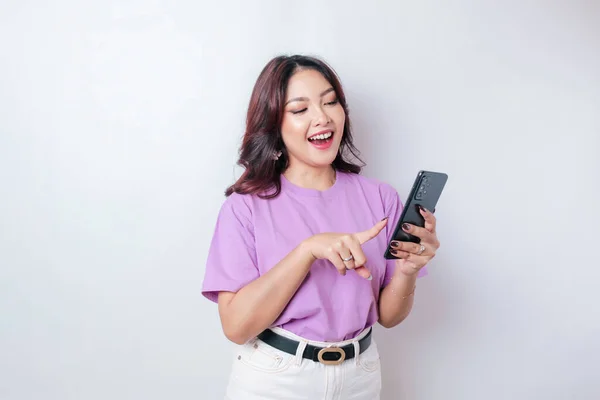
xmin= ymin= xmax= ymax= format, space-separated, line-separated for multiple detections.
xmin=1 ymin=1 xmax=599 ymax=399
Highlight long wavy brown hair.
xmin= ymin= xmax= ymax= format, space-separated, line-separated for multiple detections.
xmin=225 ymin=55 xmax=364 ymax=198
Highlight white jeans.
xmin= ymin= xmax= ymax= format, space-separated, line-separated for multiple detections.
xmin=224 ymin=327 xmax=381 ymax=400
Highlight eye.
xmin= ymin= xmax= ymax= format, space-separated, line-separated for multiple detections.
xmin=325 ymin=99 xmax=339 ymax=106
xmin=291 ymin=108 xmax=307 ymax=115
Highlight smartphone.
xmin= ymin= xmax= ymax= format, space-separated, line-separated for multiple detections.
xmin=384 ymin=170 xmax=448 ymax=259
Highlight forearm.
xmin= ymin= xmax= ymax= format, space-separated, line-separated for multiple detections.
xmin=218 ymin=241 xmax=314 ymax=344
xmin=378 ymin=270 xmax=418 ymax=328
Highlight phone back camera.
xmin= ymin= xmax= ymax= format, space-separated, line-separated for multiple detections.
xmin=415 ymin=184 xmax=427 ymax=200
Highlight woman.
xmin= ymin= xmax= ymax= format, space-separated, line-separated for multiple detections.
xmin=202 ymin=54 xmax=440 ymax=399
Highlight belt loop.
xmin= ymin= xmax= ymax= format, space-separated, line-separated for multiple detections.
xmin=353 ymin=340 xmax=361 ymax=366
xmin=295 ymin=340 xmax=308 ymax=366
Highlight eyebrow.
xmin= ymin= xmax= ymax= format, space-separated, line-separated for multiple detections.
xmin=284 ymin=87 xmax=335 ymax=106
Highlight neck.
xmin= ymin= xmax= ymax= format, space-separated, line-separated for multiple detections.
xmin=283 ymin=164 xmax=336 ymax=191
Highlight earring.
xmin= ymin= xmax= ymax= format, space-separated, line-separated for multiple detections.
xmin=272 ymin=150 xmax=282 ymax=160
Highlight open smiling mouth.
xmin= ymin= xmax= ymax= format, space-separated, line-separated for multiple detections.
xmin=307 ymin=131 xmax=334 ymax=150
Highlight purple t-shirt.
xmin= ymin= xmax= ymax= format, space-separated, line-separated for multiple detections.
xmin=202 ymin=171 xmax=427 ymax=342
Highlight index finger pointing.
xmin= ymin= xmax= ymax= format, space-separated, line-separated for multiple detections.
xmin=355 ymin=218 xmax=388 ymax=245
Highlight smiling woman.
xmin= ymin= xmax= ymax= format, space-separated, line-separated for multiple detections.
xmin=202 ymin=54 xmax=440 ymax=399
xmin=225 ymin=55 xmax=363 ymax=198
xmin=282 ymin=70 xmax=345 ymax=167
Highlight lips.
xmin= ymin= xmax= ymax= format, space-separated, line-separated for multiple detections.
xmin=308 ymin=129 xmax=334 ymax=141
xmin=307 ymin=130 xmax=334 ymax=150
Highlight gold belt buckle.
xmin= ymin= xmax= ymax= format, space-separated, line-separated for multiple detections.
xmin=317 ymin=346 xmax=346 ymax=365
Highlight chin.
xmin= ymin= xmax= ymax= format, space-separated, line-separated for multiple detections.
xmin=307 ymin=150 xmax=339 ymax=168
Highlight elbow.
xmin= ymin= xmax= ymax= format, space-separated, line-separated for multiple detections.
xmin=378 ymin=319 xmax=394 ymax=329
xmin=379 ymin=312 xmax=411 ymax=329
xmin=218 ymin=293 xmax=254 ymax=345
xmin=221 ymin=317 xmax=254 ymax=345
xmin=223 ymin=326 xmax=251 ymax=345
xmin=378 ymin=319 xmax=398 ymax=329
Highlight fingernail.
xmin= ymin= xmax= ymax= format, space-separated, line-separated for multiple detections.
xmin=418 ymin=205 xmax=429 ymax=213
xmin=367 ymin=275 xmax=373 ymax=281
xmin=402 ymin=223 xmax=410 ymax=231
xmin=390 ymin=249 xmax=398 ymax=255
xmin=391 ymin=241 xmax=399 ymax=247
xmin=381 ymin=217 xmax=388 ymax=221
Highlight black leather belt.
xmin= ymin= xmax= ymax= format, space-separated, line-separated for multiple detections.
xmin=256 ymin=328 xmax=372 ymax=365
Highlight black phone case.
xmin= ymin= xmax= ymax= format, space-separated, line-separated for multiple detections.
xmin=384 ymin=170 xmax=448 ymax=260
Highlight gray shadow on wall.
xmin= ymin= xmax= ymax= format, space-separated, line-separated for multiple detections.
xmin=345 ymin=83 xmax=474 ymax=399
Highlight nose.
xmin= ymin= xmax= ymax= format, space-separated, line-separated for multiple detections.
xmin=313 ymin=106 xmax=330 ymax=126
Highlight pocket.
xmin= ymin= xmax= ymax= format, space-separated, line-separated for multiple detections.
xmin=358 ymin=340 xmax=381 ymax=373
xmin=237 ymin=339 xmax=295 ymax=373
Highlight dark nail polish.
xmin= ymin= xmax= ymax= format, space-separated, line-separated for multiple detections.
xmin=402 ymin=223 xmax=410 ymax=231
xmin=390 ymin=250 xmax=398 ymax=255
xmin=418 ymin=205 xmax=429 ymax=213
xmin=391 ymin=241 xmax=399 ymax=247
xmin=381 ymin=217 xmax=388 ymax=221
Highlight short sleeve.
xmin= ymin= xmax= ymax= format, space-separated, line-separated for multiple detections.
xmin=201 ymin=194 xmax=259 ymax=303
xmin=380 ymin=184 xmax=428 ymax=288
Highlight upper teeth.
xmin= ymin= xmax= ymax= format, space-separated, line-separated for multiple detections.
xmin=309 ymin=132 xmax=332 ymax=140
